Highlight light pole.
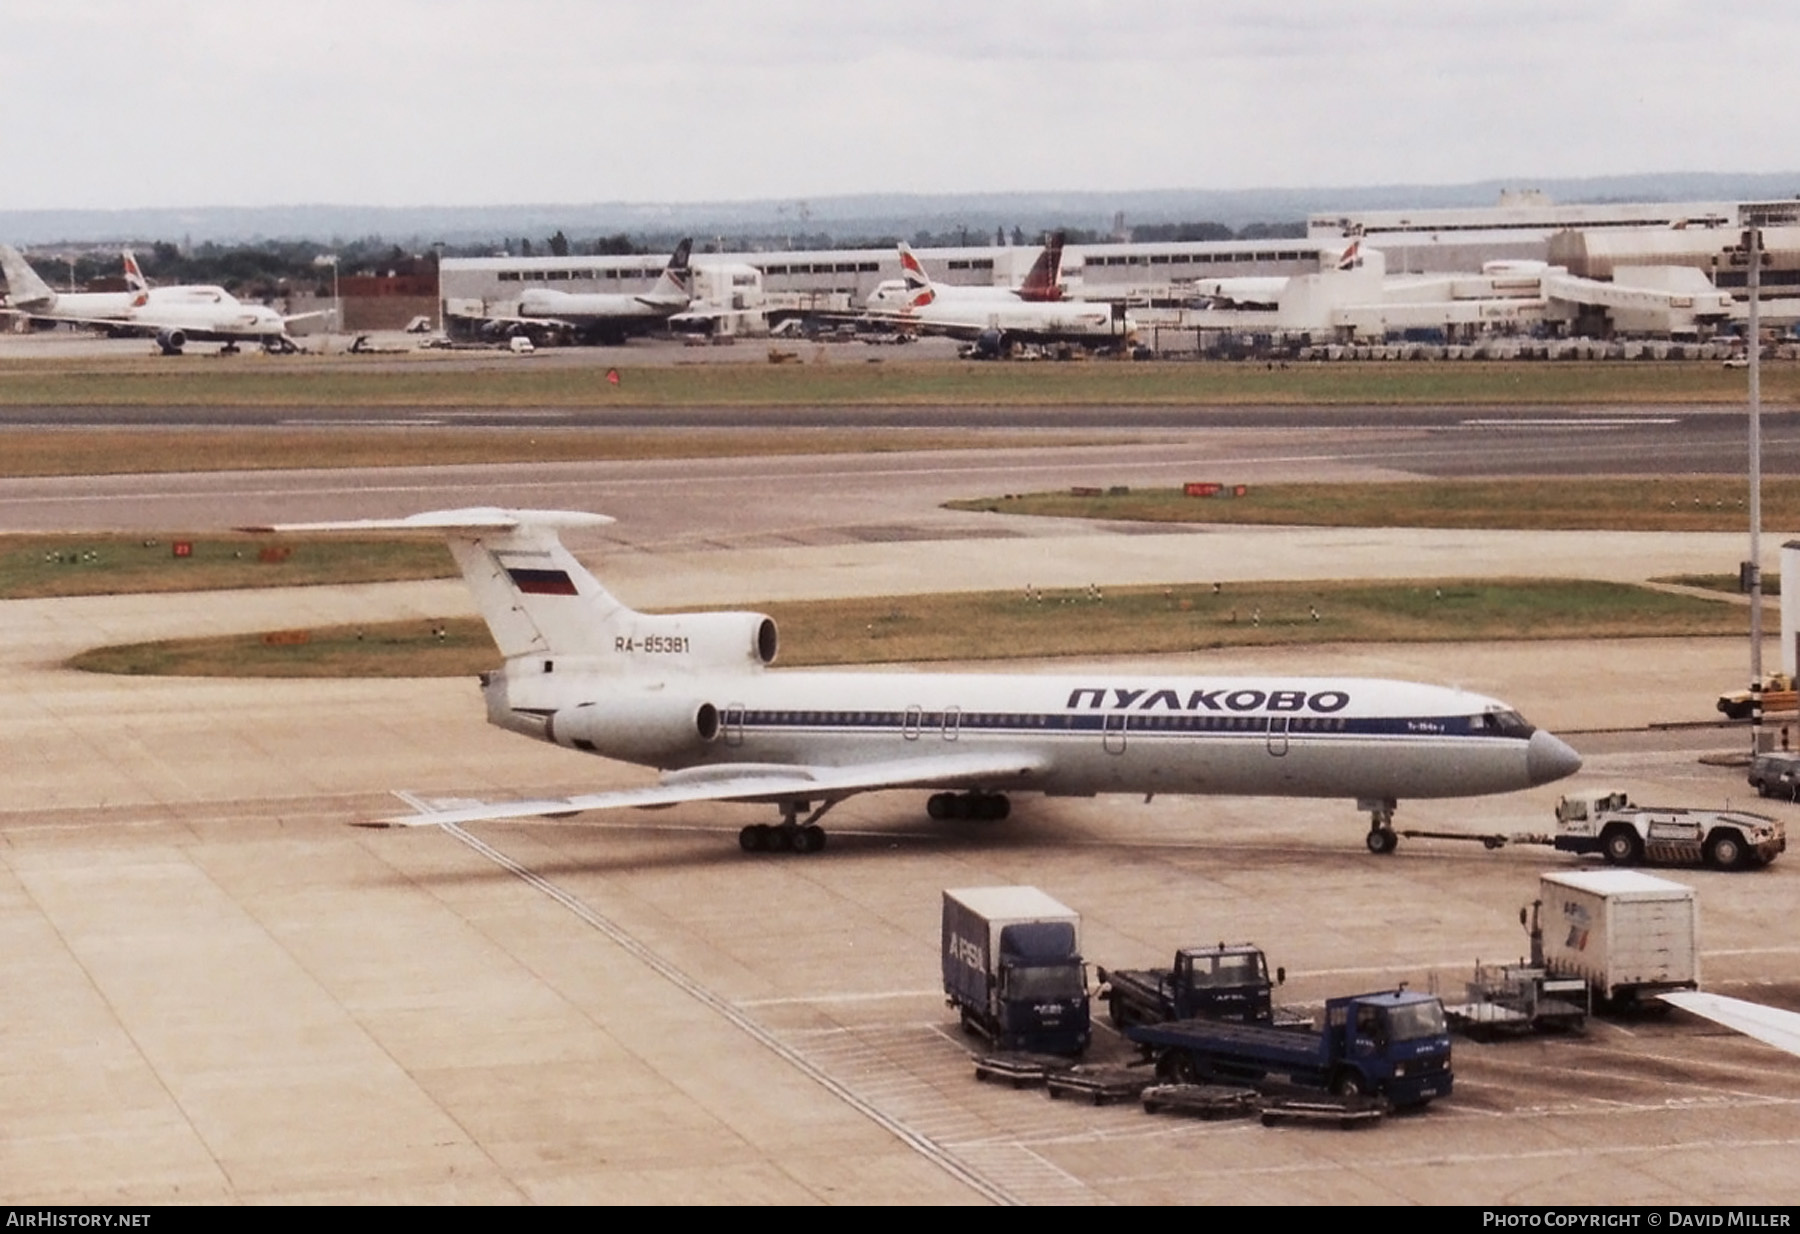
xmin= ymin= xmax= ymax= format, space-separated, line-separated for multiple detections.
xmin=433 ymin=241 xmax=446 ymax=335
xmin=321 ymin=254 xmax=340 ymax=343
xmin=1734 ymin=201 xmax=1800 ymax=754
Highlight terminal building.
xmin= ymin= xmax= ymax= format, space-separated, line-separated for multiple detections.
xmin=437 ymin=195 xmax=1800 ymax=347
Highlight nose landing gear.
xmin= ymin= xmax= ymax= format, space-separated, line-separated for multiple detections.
xmin=1362 ymin=799 xmax=1398 ymax=855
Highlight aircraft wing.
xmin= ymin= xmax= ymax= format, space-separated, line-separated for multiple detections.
xmin=1660 ymin=991 xmax=1800 ymax=1058
xmin=373 ymin=750 xmax=1048 ymax=827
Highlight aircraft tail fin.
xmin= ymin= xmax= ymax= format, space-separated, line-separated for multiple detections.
xmin=0 ymin=244 xmax=57 ymax=308
xmin=242 ymin=507 xmax=780 ymax=676
xmin=650 ymin=238 xmax=694 ymax=300
xmin=242 ymin=508 xmax=626 ymax=659
xmin=1336 ymin=240 xmax=1362 ymax=271
xmin=122 ymin=250 xmax=149 ymax=292
xmin=1018 ymin=231 xmax=1066 ymax=301
xmin=896 ymin=242 xmax=936 ymax=307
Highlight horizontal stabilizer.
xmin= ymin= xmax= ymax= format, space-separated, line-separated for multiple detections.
xmin=377 ymin=751 xmax=1048 ymax=827
xmin=238 ymin=506 xmax=614 ymax=535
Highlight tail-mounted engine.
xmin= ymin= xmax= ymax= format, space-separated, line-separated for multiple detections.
xmin=546 ymin=695 xmax=721 ymax=766
xmin=608 ymin=610 xmax=778 ymax=671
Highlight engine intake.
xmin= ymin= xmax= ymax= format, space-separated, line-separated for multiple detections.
xmin=613 ymin=610 xmax=777 ymax=669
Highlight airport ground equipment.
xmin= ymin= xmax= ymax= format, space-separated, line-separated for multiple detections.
xmin=1444 ymin=900 xmax=1589 ymax=1037
xmin=1446 ymin=963 xmax=1590 ymax=1038
xmin=1139 ymin=1083 xmax=1261 ymax=1120
xmin=1551 ymin=790 xmax=1783 ymax=870
xmin=1043 ymin=1066 xmax=1154 ymax=1106
xmin=1748 ymin=752 xmax=1800 ymax=801
xmin=1258 ymin=1091 xmax=1386 ymax=1128
xmin=1401 ymin=789 xmax=1784 ymax=871
xmin=1123 ymin=990 xmax=1454 ymax=1108
xmin=971 ymin=1053 xmax=1061 ymax=1088
xmin=943 ymin=886 xmax=1090 ymax=1056
xmin=1098 ymin=943 xmax=1296 ymax=1030
xmin=1718 ymin=672 xmax=1798 ymax=720
xmin=1538 ymin=870 xmax=1698 ymax=1009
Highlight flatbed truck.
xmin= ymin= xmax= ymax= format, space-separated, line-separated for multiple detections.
xmin=1123 ymin=989 xmax=1454 ymax=1108
xmin=1098 ymin=943 xmax=1288 ymax=1030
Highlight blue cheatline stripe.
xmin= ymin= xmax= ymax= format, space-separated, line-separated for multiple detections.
xmin=726 ymin=709 xmax=1520 ymax=739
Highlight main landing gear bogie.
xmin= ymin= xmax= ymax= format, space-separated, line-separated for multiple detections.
xmin=926 ymin=791 xmax=1011 ymax=822
xmin=738 ymin=822 xmax=825 ymax=854
xmin=739 ymin=799 xmax=836 ymax=856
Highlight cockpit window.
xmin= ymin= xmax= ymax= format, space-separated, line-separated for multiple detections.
xmin=1475 ymin=709 xmax=1535 ymax=738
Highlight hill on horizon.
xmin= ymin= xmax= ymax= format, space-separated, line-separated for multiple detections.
xmin=4 ymin=171 xmax=1796 ymax=248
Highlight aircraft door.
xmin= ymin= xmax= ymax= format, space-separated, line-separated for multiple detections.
xmin=1266 ymin=716 xmax=1289 ymax=757
xmin=943 ymin=706 xmax=961 ymax=742
xmin=903 ymin=705 xmax=922 ymax=741
xmin=723 ymin=704 xmax=746 ymax=747
xmin=1103 ymin=712 xmax=1128 ymax=755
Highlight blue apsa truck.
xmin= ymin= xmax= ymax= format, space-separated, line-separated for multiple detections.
xmin=943 ymin=886 xmax=1091 ymax=1055
xmin=1125 ymin=989 xmax=1453 ymax=1107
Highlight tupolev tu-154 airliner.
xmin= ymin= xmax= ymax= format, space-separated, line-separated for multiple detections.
xmin=252 ymin=508 xmax=1582 ymax=855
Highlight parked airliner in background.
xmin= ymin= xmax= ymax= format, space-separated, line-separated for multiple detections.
xmin=1 ymin=244 xmax=314 ymax=353
xmin=1191 ymin=240 xmax=1362 ymax=308
xmin=251 ymin=508 xmax=1581 ymax=855
xmin=866 ymin=232 xmax=1067 ymax=310
xmin=877 ymin=242 xmax=1132 ymax=353
xmin=511 ymin=238 xmax=694 ymax=343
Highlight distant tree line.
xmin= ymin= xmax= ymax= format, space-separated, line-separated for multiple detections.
xmin=26 ymin=219 xmax=1308 ymax=298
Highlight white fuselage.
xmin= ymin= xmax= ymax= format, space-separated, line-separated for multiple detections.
xmin=490 ymin=663 xmax=1570 ymax=803
xmin=120 ymin=295 xmax=289 ymax=341
xmin=895 ymin=296 xmax=1128 ymax=343
xmin=1192 ymin=276 xmax=1289 ymax=308
xmin=19 ymin=285 xmax=288 ymax=341
xmin=867 ymin=280 xmax=1033 ymax=310
xmin=518 ymin=288 xmax=688 ymax=324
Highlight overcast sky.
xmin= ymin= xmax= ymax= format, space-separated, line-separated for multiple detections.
xmin=2 ymin=1 xmax=1793 ymax=211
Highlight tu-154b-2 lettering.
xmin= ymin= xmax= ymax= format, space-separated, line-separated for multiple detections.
xmin=250 ymin=508 xmax=1581 ymax=855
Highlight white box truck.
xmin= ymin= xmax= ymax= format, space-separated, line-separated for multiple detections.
xmin=1538 ymin=870 xmax=1698 ymax=1008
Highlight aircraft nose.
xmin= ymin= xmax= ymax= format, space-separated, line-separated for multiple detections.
xmin=1526 ymin=729 xmax=1583 ymax=785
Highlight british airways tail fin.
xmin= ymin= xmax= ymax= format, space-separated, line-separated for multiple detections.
xmin=122 ymin=250 xmax=149 ymax=292
xmin=896 ymin=243 xmax=936 ymax=307
xmin=1018 ymin=231 xmax=1066 ymax=301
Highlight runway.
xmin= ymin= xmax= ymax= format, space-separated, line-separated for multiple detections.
xmin=2 ymin=399 xmax=1794 ymax=477
xmin=4 ymin=409 xmax=1799 ymax=1205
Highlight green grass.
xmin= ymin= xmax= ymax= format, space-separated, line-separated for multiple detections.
xmin=950 ymin=479 xmax=1798 ymax=533
xmin=68 ymin=577 xmax=1747 ymax=678
xmin=0 ymin=534 xmax=454 ymax=599
xmin=0 ymin=357 xmax=1790 ymax=407
xmin=1655 ymin=572 xmax=1781 ymax=596
xmin=0 ymin=427 xmax=1103 ymax=479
